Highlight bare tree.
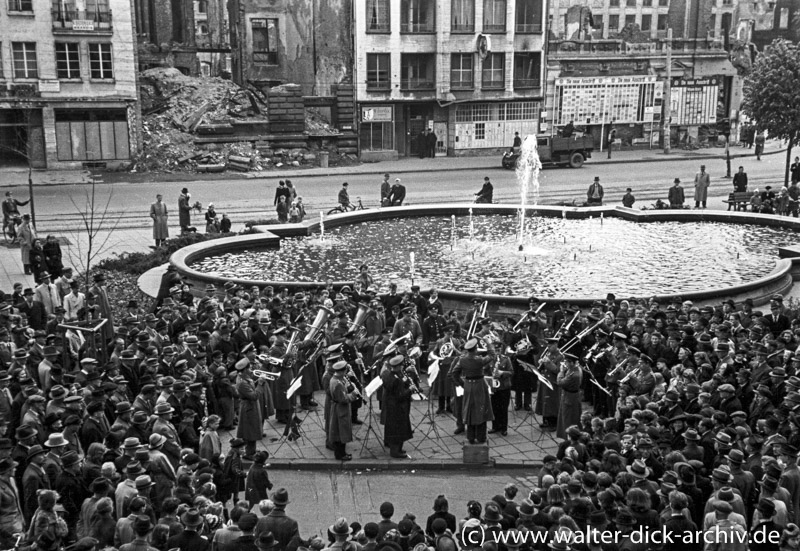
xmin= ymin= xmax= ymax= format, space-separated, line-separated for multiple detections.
xmin=65 ymin=174 xmax=124 ymax=288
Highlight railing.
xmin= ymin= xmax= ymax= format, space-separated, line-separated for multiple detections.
xmin=400 ymin=21 xmax=435 ymax=32
xmin=52 ymin=9 xmax=112 ymax=31
xmin=515 ymin=23 xmax=542 ymax=33
xmin=513 ymin=78 xmax=541 ymax=89
xmin=401 ymin=79 xmax=435 ymax=90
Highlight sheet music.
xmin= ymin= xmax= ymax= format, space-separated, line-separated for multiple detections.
xmin=427 ymin=360 xmax=440 ymax=386
xmin=286 ymin=376 xmax=302 ymax=399
xmin=365 ymin=376 xmax=383 ymax=397
xmin=455 ymin=385 xmax=464 ymax=397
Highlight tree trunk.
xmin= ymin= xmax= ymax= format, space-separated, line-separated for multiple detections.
xmin=787 ymin=133 xmax=795 ymax=188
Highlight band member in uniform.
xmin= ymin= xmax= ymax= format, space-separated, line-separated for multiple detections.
xmin=489 ymin=351 xmax=513 ymax=436
xmin=432 ymin=324 xmax=461 ymax=414
xmin=556 ymin=353 xmax=583 ymax=438
xmin=328 ymin=360 xmax=360 ymax=461
xmin=340 ymin=330 xmax=364 ymax=424
xmin=451 ymin=338 xmax=496 ymax=445
xmin=585 ymin=329 xmax=614 ymax=417
xmin=535 ymin=337 xmax=562 ymax=430
xmin=382 ymin=355 xmax=414 ymax=458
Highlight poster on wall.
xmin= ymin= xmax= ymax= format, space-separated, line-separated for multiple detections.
xmin=554 ymin=76 xmax=660 ymax=125
xmin=670 ymin=78 xmax=718 ymax=126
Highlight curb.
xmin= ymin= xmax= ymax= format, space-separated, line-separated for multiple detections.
xmin=0 ymin=147 xmax=786 ymax=188
xmin=263 ymin=458 xmax=542 ymax=471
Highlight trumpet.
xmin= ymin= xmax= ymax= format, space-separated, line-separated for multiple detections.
xmin=253 ymin=370 xmax=280 ymax=381
xmin=606 ymin=357 xmax=630 ymax=382
xmin=467 ymin=301 xmax=488 ymax=339
xmin=619 ymin=366 xmax=641 ymax=385
xmin=384 ymin=331 xmax=413 ymax=356
xmin=257 ymin=354 xmax=284 ymax=367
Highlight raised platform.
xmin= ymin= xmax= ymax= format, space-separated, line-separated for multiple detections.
xmin=169 ymin=204 xmax=800 ymax=309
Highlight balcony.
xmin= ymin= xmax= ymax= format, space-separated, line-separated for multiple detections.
xmin=52 ymin=10 xmax=113 ymax=33
xmin=513 ymin=78 xmax=541 ymax=89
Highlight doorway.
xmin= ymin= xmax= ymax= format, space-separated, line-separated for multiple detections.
xmin=405 ymin=104 xmax=433 ymax=157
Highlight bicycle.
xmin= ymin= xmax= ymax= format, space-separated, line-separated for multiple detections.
xmin=2 ymin=214 xmax=20 ymax=245
xmin=327 ymin=196 xmax=366 ymax=215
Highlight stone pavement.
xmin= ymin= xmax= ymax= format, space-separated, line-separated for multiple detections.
xmin=216 ymin=382 xmax=562 ymax=470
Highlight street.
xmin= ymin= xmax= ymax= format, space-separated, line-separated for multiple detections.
xmin=244 ymin=469 xmax=536 ymax=537
xmin=4 ymin=149 xmax=789 ymax=232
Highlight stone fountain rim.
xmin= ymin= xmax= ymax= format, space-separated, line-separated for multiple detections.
xmin=169 ymin=204 xmax=800 ymax=306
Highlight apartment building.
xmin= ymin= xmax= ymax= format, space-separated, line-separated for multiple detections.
xmin=356 ymin=0 xmax=546 ymax=159
xmin=0 ymin=0 xmax=139 ymax=169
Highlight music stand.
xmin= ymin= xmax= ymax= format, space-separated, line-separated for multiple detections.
xmin=358 ymin=390 xmax=385 ymax=458
xmin=270 ymin=412 xmax=307 ymax=458
xmin=410 ymin=388 xmax=449 ymax=456
xmin=514 ymin=361 xmax=555 ymax=445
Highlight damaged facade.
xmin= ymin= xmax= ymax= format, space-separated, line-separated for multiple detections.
xmin=546 ymin=0 xmax=740 ymax=149
xmin=355 ymin=0 xmax=547 ymax=159
xmin=133 ymin=0 xmax=199 ymax=74
xmin=0 ymin=0 xmax=140 ymax=169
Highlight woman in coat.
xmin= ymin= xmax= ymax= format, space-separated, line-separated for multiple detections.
xmin=18 ymin=214 xmax=36 ymax=275
xmin=42 ymin=235 xmax=63 ymax=278
xmin=149 ymin=194 xmax=169 ymax=247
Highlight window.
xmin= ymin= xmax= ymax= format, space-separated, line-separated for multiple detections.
xmin=659 ymin=0 xmax=668 ymax=5
xmin=401 ymin=0 xmax=435 ymax=32
xmin=513 ymin=52 xmax=540 ymax=89
xmin=722 ymin=0 xmax=732 ymax=5
xmin=657 ymin=14 xmax=668 ymax=30
xmin=625 ymin=14 xmax=636 ymax=27
xmin=197 ymin=22 xmax=208 ymax=35
xmin=400 ymin=54 xmax=435 ymax=90
xmin=626 ymin=0 xmax=636 ymax=6
xmin=608 ymin=14 xmax=619 ymax=31
xmin=475 ymin=122 xmax=485 ymax=140
xmin=643 ymin=0 xmax=652 ymax=5
xmin=360 ymin=120 xmax=394 ymax=151
xmin=56 ymin=42 xmax=80 ymax=79
xmin=593 ymin=15 xmax=603 ymax=31
xmin=251 ymin=18 xmax=278 ymax=64
xmin=12 ymin=42 xmax=37 ymax=79
xmin=9 ymin=0 xmax=33 ymax=11
xmin=483 ymin=0 xmax=506 ymax=33
xmin=88 ymin=43 xmax=112 ymax=79
xmin=482 ymin=52 xmax=504 ymax=89
xmin=367 ymin=0 xmax=390 ymax=32
xmin=450 ymin=53 xmax=474 ymax=89
xmin=609 ymin=0 xmax=619 ymax=6
xmin=451 ymin=0 xmax=474 ymax=32
xmin=641 ymin=14 xmax=651 ymax=31
xmin=721 ymin=12 xmax=732 ymax=32
xmin=366 ymin=53 xmax=391 ymax=90
xmin=515 ymin=0 xmax=542 ymax=32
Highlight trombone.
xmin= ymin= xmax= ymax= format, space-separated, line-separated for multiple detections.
xmin=512 ymin=303 xmax=546 ymax=332
xmin=559 ymin=316 xmax=607 ymax=355
xmin=467 ymin=300 xmax=488 ymax=339
xmin=253 ymin=370 xmax=280 ymax=381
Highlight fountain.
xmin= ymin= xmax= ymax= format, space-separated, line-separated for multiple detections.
xmin=515 ymin=135 xmax=543 ymax=244
xmin=319 ymin=212 xmax=325 ymax=241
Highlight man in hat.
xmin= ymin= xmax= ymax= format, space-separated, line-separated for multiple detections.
xmin=254 ymin=488 xmax=299 ymax=550
xmin=177 ymin=187 xmax=193 ymax=234
xmin=89 ymin=272 xmax=115 ymax=343
xmin=235 ymin=358 xmax=262 ymax=460
xmin=668 ymin=178 xmax=685 ymax=208
xmin=22 ymin=444 xmax=48 ymax=524
xmin=119 ymin=514 xmax=157 ymax=551
xmin=38 ymin=345 xmax=60 ymax=394
xmin=382 ymin=355 xmax=415 ymax=458
xmin=707 ymin=499 xmax=747 ymax=551
xmin=0 ymin=457 xmax=23 ymax=547
xmin=535 ymin=337 xmax=562 ymax=431
xmin=18 ymin=287 xmax=46 ymax=331
xmin=55 ymin=450 xmax=87 ymax=536
xmin=779 ymin=443 xmax=800 ymax=524
xmin=450 ymin=336 xmax=497 ymax=446
xmin=587 ymin=177 xmax=604 ymax=206
xmin=751 ymin=497 xmax=783 ymax=550
xmin=328 ymin=361 xmax=360 ymax=461
xmin=81 ymin=402 xmax=109 ymax=452
xmin=42 ymin=432 xmax=68 ymax=487
xmin=34 ymin=271 xmax=60 ymax=316
xmin=168 ymin=507 xmax=209 ymax=550
xmin=152 ymin=403 xmax=181 ymax=466
xmin=694 ymin=164 xmax=710 ymax=209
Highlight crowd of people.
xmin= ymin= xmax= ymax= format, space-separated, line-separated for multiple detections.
xmin=5 ymin=248 xmax=800 ymax=550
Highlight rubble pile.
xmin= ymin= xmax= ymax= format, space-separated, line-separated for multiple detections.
xmin=133 ymin=68 xmax=346 ymax=173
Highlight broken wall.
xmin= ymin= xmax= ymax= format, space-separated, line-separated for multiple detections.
xmin=230 ymin=0 xmax=352 ymax=96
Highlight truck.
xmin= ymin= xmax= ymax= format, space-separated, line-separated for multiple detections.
xmin=502 ymin=134 xmax=595 ymax=169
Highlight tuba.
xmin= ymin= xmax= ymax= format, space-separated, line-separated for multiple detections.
xmin=304 ymin=305 xmax=335 ymax=345
xmin=348 ymin=302 xmax=370 ymax=339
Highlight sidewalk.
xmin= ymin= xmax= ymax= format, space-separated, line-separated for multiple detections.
xmin=0 ymin=141 xmax=786 ymax=187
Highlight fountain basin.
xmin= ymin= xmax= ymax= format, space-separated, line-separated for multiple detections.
xmin=170 ymin=205 xmax=800 ymax=308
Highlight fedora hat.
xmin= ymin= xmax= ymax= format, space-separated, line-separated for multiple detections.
xmin=329 ymin=518 xmax=351 ymax=536
xmin=483 ymin=502 xmax=503 ymax=523
xmin=135 ymin=475 xmax=154 ymax=490
xmin=626 ymin=459 xmax=650 ymax=479
xmin=148 ymin=433 xmax=167 ymax=449
xmin=61 ymin=451 xmax=80 ymax=467
xmin=271 ymin=488 xmax=290 ymax=506
xmin=256 ymin=531 xmax=279 ymax=550
xmin=27 ymin=444 xmax=46 ymax=460
xmin=122 ymin=437 xmax=141 ymax=450
xmin=154 ymin=403 xmax=174 ymax=416
xmin=181 ymin=508 xmax=204 ymax=528
xmin=726 ymin=449 xmax=745 ymax=464
xmin=44 ymin=433 xmax=68 ymax=448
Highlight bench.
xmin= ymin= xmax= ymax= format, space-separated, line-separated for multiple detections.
xmin=723 ymin=191 xmax=756 ymax=211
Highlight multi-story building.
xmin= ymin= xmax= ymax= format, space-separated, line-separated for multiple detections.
xmin=0 ymin=0 xmax=139 ymax=169
xmin=546 ymin=0 xmax=739 ymax=149
xmin=194 ymin=0 xmax=231 ymax=77
xmin=355 ymin=0 xmax=547 ymax=160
